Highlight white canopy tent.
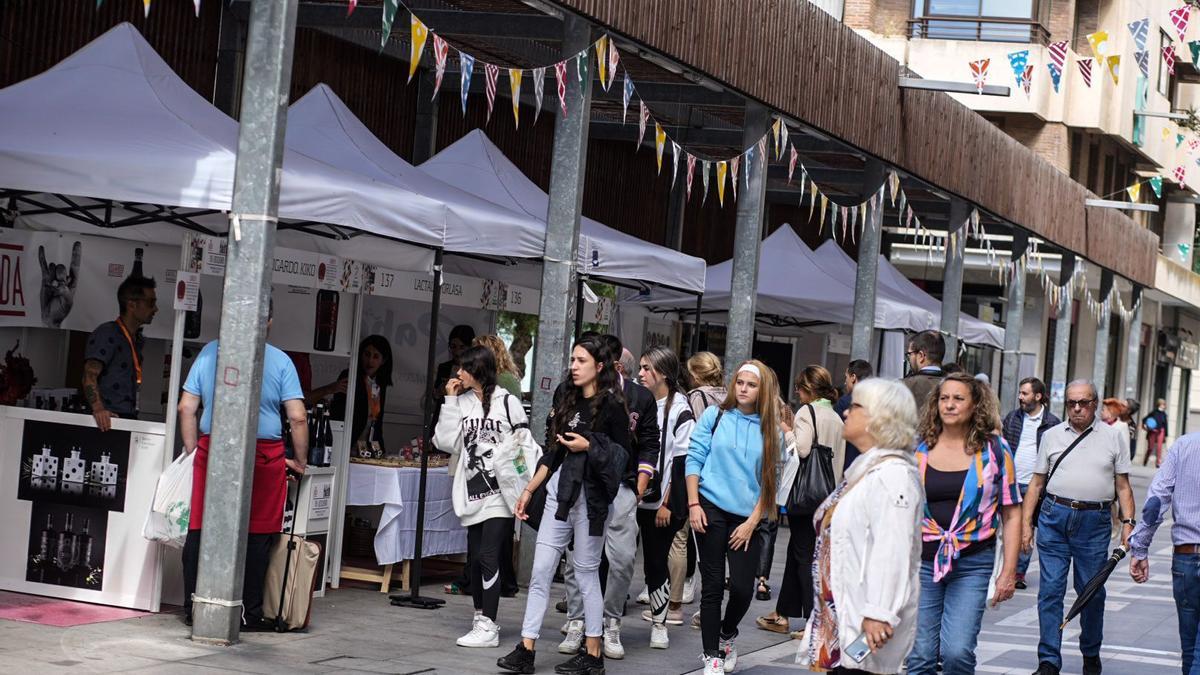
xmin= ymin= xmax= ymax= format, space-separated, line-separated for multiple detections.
xmin=633 ymin=225 xmax=936 ymax=332
xmin=420 ymin=130 xmax=707 ymax=294
xmin=814 ymin=240 xmax=1004 ymax=348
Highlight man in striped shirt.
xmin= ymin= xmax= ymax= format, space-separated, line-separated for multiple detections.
xmin=1129 ymin=433 xmax=1200 ymax=674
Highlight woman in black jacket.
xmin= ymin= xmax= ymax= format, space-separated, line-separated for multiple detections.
xmin=497 ymin=336 xmax=630 ymax=675
xmin=329 ymin=335 xmax=392 ymax=447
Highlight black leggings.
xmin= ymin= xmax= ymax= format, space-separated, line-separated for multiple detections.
xmin=183 ymin=529 xmax=275 ymax=622
xmin=686 ymin=525 xmax=697 ymax=577
xmin=467 ymin=517 xmax=512 ymax=621
xmin=454 ymin=520 xmax=518 ymax=595
xmin=637 ymin=508 xmax=684 ymax=622
xmin=776 ymin=511 xmax=817 ymax=619
xmin=696 ymin=497 xmax=764 ymax=657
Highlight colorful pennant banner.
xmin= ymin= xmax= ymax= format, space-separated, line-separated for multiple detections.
xmin=408 ymin=15 xmax=429 ymax=83
xmin=1128 ymin=18 xmax=1150 ymax=52
xmin=969 ymin=59 xmax=990 ymax=94
xmin=1164 ymin=44 xmax=1178 ymax=75
xmin=1170 ymin=6 xmax=1192 ymax=42
xmin=1078 ymin=58 xmax=1094 ymax=87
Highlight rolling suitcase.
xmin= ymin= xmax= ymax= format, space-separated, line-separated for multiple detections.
xmin=263 ymin=504 xmax=321 ymax=632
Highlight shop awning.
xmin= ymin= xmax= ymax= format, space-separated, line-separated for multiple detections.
xmin=631 ymin=225 xmax=939 ymax=332
xmin=0 ymin=23 xmax=444 ymax=262
xmin=420 ymin=130 xmax=706 ymax=294
xmin=814 ymin=240 xmax=1004 ymax=349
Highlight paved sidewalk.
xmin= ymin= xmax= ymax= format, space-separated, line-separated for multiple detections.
xmin=0 ymin=465 xmax=1181 ymax=674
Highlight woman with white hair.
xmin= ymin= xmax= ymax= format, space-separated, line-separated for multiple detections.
xmin=795 ymin=378 xmax=923 ymax=674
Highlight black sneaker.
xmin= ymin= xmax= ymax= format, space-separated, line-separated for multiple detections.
xmin=1032 ymin=661 xmax=1060 ymax=675
xmin=498 ymin=643 xmax=536 ymax=674
xmin=554 ymin=650 xmax=604 ymax=675
xmin=556 ymin=598 xmax=568 ymax=613
xmin=240 ymin=616 xmax=277 ymax=633
xmin=1083 ymin=655 xmax=1102 ymax=675
xmin=1015 ymin=575 xmax=1028 ymax=590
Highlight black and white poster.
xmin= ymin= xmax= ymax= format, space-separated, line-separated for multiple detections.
xmin=17 ymin=420 xmax=130 ymax=512
xmin=463 ymin=419 xmax=503 ymax=502
xmin=25 ymin=502 xmax=107 ymax=590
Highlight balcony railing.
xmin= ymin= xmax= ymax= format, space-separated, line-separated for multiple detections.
xmin=908 ymin=16 xmax=1051 ymax=45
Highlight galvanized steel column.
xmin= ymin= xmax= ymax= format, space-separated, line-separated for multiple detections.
xmin=1000 ymin=232 xmax=1029 ymax=413
xmin=412 ymin=72 xmax=439 ymax=165
xmin=192 ymin=0 xmax=298 ymax=646
xmin=529 ymin=15 xmax=592 ymax=443
xmin=940 ymin=199 xmax=969 ymax=361
xmin=1050 ymin=253 xmax=1076 ymax=418
xmin=1123 ymin=286 xmax=1144 ymax=400
xmin=1092 ymin=270 xmax=1115 ymax=396
xmin=723 ymin=103 xmax=771 ymax=372
xmin=850 ymin=160 xmax=885 ymax=362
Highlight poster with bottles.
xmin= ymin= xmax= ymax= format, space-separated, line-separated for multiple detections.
xmin=17 ymin=420 xmax=130 ymax=512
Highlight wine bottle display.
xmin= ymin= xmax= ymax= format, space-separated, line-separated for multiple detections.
xmin=184 ymin=288 xmax=202 ymax=339
xmin=313 ymin=289 xmax=339 ymax=352
xmin=132 ymin=247 xmax=144 ymax=278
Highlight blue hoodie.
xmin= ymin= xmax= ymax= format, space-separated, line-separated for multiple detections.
xmin=686 ymin=405 xmax=782 ymax=518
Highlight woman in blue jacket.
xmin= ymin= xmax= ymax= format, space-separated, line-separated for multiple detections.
xmin=686 ymin=359 xmax=784 ymax=675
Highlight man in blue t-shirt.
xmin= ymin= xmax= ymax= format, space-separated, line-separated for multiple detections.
xmin=177 ymin=297 xmax=308 ymax=631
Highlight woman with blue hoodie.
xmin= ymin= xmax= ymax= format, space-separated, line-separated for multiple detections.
xmin=687 ymin=360 xmax=784 ymax=675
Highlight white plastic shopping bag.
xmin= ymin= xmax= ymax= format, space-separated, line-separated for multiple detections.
xmin=142 ymin=451 xmax=194 ymax=549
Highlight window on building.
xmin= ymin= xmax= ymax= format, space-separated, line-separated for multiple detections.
xmin=912 ymin=0 xmax=1046 ymax=43
xmin=1160 ymin=30 xmax=1173 ymax=96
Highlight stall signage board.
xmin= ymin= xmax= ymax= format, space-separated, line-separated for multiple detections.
xmin=173 ymin=271 xmax=200 ymax=312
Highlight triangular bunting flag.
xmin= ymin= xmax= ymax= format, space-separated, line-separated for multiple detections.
xmin=1049 ymin=40 xmax=1068 ymax=69
xmin=780 ymin=124 xmax=789 ymax=158
xmin=716 ymin=161 xmax=728 ymax=206
xmin=889 ymin=172 xmax=900 ymax=206
xmin=756 ymin=136 xmax=768 ymax=174
xmin=1170 ymin=6 xmax=1192 ymax=42
xmin=432 ymin=35 xmax=450 ymax=98
xmin=808 ymin=179 xmax=817 ymax=223
xmin=655 ymin=124 xmax=666 ymax=174
xmin=1164 ymin=44 xmax=1178 ymax=75
xmin=637 ymin=101 xmax=649 ymax=149
xmin=532 ymin=66 xmax=546 ymax=122
xmin=606 ymin=39 xmax=619 ymax=91
xmin=576 ymin=51 xmax=588 ymax=98
xmin=1190 ymin=139 xmax=1199 ymax=152
xmin=686 ymin=154 xmax=696 ymax=201
xmin=143 ymin=0 xmax=151 ymax=17
xmin=381 ymin=0 xmax=399 ymax=48
xmin=1150 ymin=176 xmax=1164 ymax=198
xmin=483 ymin=63 xmax=499 ymax=122
xmin=731 ymin=156 xmax=740 ymax=200
xmin=819 ymin=195 xmax=828 ymax=234
xmin=622 ymin=74 xmax=634 ymax=123
xmin=1086 ymin=31 xmax=1110 ymax=59
xmin=832 ymin=205 xmax=841 ymax=240
xmin=508 ymin=69 xmax=523 ymax=128
xmin=1047 ymin=63 xmax=1063 ymax=93
xmin=788 ymin=145 xmax=798 ymax=184
xmin=408 ymin=15 xmax=429 ymax=83
xmin=459 ymin=52 xmax=475 ymax=116
xmin=1135 ymin=50 xmax=1150 ymax=78
xmin=1176 ymin=165 xmax=1187 ymax=186
xmin=671 ymin=141 xmax=681 ymax=187
xmin=554 ymin=61 xmax=568 ymax=118
xmin=1127 ymin=183 xmax=1141 ymax=202
xmin=702 ymin=160 xmax=711 ymax=205
xmin=1128 ymin=18 xmax=1150 ymax=52
xmin=969 ymin=59 xmax=990 ymax=94
xmin=744 ymin=145 xmax=755 ymax=185
xmin=772 ymin=119 xmax=782 ymax=159
xmin=1008 ymin=50 xmax=1030 ymax=90
xmin=1106 ymin=54 xmax=1120 ymax=84
xmin=1191 ymin=40 xmax=1200 ymax=64
xmin=347 ymin=0 xmax=357 ymax=15
xmin=595 ymin=36 xmax=609 ymax=91
xmin=1022 ymin=64 xmax=1034 ymax=96
xmin=193 ymin=0 xmax=200 ymax=16
xmin=1078 ymin=58 xmax=1094 ymax=87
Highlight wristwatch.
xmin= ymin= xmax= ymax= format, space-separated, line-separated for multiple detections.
xmin=1121 ymin=518 xmax=1137 ymax=526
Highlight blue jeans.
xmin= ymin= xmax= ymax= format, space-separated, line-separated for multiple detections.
xmin=1173 ymin=553 xmax=1200 ymax=675
xmin=1017 ymin=484 xmax=1032 ymax=577
xmin=906 ymin=546 xmax=995 ymax=675
xmin=1036 ymin=499 xmax=1112 ymax=668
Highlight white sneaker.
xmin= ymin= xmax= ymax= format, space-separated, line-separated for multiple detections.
xmin=558 ymin=619 xmax=584 ymax=654
xmin=701 ymin=653 xmax=725 ymax=675
xmin=636 ymin=586 xmax=649 ymax=604
xmin=682 ymin=576 xmax=696 ymax=604
xmin=691 ymin=611 xmax=702 ymax=630
xmin=719 ymin=635 xmax=737 ymax=672
xmin=650 ymin=622 xmax=669 ymax=649
xmin=456 ymin=616 xmax=499 ymax=648
xmin=603 ymin=617 xmax=625 ymax=659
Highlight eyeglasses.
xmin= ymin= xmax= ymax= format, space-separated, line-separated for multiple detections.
xmin=905 ymin=350 xmax=920 ymax=357
xmin=1065 ymin=398 xmax=1096 ymax=409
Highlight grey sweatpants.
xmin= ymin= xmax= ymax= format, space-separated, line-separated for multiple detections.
xmin=565 ymin=483 xmax=639 ymax=621
xmin=521 ymin=479 xmax=611 ymax=640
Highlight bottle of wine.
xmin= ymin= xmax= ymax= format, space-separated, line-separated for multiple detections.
xmin=132 ymin=247 xmax=144 ymax=278
xmin=184 ymin=289 xmax=203 ymax=339
xmin=313 ymin=290 xmax=339 ymax=352
xmin=56 ymin=513 xmax=74 ymax=574
xmin=75 ymin=517 xmax=94 ymax=587
xmin=322 ymin=406 xmax=335 ymax=466
xmin=36 ymin=513 xmax=55 ymax=583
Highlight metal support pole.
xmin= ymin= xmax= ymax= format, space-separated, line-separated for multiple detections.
xmin=999 ymin=232 xmax=1029 ymax=413
xmin=390 ymin=249 xmax=446 ymax=609
xmin=724 ymin=102 xmax=771 ymax=371
xmin=529 ymin=15 xmax=593 ymax=444
xmin=412 ymin=72 xmax=439 ymax=165
xmin=213 ymin=1 xmax=246 ymax=116
xmin=1092 ymin=270 xmax=1115 ymax=396
xmin=1050 ymin=253 xmax=1076 ymax=418
xmin=192 ymin=0 xmax=298 ymax=646
xmin=665 ymin=174 xmax=687 ymax=252
xmin=573 ymin=275 xmax=587 ymax=341
xmin=940 ymin=199 xmax=969 ymax=361
xmin=691 ymin=294 xmax=703 ymax=355
xmin=850 ymin=161 xmax=885 ymax=362
xmin=1123 ymin=286 xmax=1144 ymax=400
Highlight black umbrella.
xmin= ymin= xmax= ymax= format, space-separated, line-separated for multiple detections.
xmin=1060 ymin=545 xmax=1128 ymax=630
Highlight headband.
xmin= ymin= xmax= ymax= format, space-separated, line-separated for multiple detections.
xmin=737 ymin=363 xmax=762 ymax=379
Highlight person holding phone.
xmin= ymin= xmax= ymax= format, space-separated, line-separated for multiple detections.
xmin=906 ymin=374 xmax=1022 ymax=675
xmin=794 ymin=378 xmax=923 ymax=675
xmin=497 ymin=336 xmax=630 ymax=675
xmin=686 ymin=360 xmax=784 ymax=675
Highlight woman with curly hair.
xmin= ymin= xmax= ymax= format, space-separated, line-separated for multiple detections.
xmin=474 ymin=335 xmax=523 ymax=397
xmin=906 ymin=373 xmax=1022 ymax=675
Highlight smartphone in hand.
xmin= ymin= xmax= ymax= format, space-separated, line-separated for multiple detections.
xmin=844 ymin=633 xmax=871 ymax=663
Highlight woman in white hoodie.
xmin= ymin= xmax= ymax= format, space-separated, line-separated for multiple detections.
xmin=436 ymin=345 xmax=539 ymax=650
xmin=635 ymin=346 xmax=696 ymax=650
xmin=795 ymin=377 xmax=923 ymax=675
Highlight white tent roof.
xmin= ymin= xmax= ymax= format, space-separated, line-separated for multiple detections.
xmin=420 ymin=130 xmax=706 ymax=294
xmin=815 ymin=240 xmax=1004 ymax=348
xmin=0 ymin=23 xmax=444 ymax=258
xmin=287 ymin=85 xmax=548 ymax=259
xmin=634 ymin=225 xmax=930 ymax=331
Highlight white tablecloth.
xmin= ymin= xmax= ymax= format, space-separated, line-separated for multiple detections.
xmin=347 ymin=463 xmax=467 ymax=565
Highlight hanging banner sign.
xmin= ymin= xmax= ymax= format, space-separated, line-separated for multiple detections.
xmin=173 ymin=271 xmax=201 ymax=312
